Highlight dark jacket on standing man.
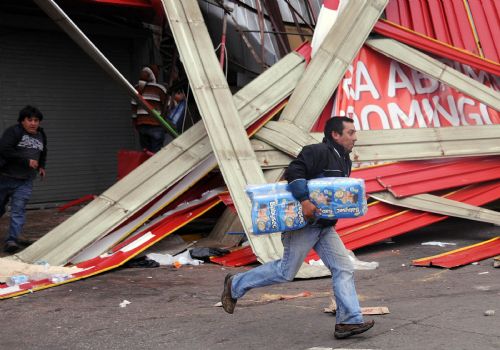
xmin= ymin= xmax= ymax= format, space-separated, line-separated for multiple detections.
xmin=0 ymin=124 xmax=47 ymax=179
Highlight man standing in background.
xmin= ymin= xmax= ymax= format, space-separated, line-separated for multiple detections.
xmin=0 ymin=105 xmax=47 ymax=253
xmin=131 ymin=65 xmax=168 ymax=153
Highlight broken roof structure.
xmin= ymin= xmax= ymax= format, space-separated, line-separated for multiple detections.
xmin=1 ymin=0 xmax=499 ymax=299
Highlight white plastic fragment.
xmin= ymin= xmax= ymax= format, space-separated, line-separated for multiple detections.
xmin=309 ymin=250 xmax=378 ymax=270
xmin=347 ymin=250 xmax=379 ymax=270
xmin=147 ymin=250 xmax=203 ymax=266
xmin=484 ymin=310 xmax=495 ymax=316
xmin=421 ymin=241 xmax=457 ymax=247
xmin=119 ymin=300 xmax=131 ymax=308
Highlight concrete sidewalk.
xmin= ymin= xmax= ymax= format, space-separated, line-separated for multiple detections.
xmin=0 ymin=211 xmax=499 ymax=349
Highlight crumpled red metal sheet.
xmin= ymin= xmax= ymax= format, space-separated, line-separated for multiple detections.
xmin=384 ymin=0 xmax=499 ymax=62
xmin=341 ymin=181 xmax=500 ymax=250
xmin=372 ymin=20 xmax=500 ymax=76
xmin=412 ymin=237 xmax=500 ymax=268
xmin=0 ymin=190 xmax=222 ymax=300
xmin=353 ymin=156 xmax=500 ymax=198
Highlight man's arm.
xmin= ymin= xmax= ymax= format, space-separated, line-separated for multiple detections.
xmin=38 ymin=128 xmax=47 ymax=178
xmin=0 ymin=126 xmax=28 ymax=167
xmin=285 ymin=145 xmax=319 ymax=219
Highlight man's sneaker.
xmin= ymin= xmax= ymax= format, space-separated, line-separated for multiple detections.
xmin=3 ymin=241 xmax=20 ymax=254
xmin=334 ymin=320 xmax=375 ymax=339
xmin=221 ymin=273 xmax=237 ymax=314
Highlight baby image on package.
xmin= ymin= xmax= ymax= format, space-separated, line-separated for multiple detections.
xmin=279 ymin=198 xmax=306 ymax=232
xmin=251 ymin=197 xmax=281 ymax=234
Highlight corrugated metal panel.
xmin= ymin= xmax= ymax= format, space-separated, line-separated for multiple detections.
xmin=384 ymin=0 xmax=499 ymax=62
xmin=375 ymin=157 xmax=500 ymax=198
xmin=467 ymin=0 xmax=499 ymax=62
xmin=349 ymin=156 xmax=500 ymax=197
xmin=372 ymin=20 xmax=500 ymax=76
xmin=412 ymin=237 xmax=500 ymax=268
xmin=341 ymin=181 xmax=500 ymax=250
xmin=0 ymin=28 xmax=136 ymax=204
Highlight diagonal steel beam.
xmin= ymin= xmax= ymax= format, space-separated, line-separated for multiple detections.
xmin=255 ymin=122 xmax=500 ymax=163
xmin=33 ymin=0 xmax=178 ymax=137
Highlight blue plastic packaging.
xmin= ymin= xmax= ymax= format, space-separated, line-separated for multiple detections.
xmin=247 ymin=177 xmax=367 ymax=234
xmin=250 ymin=191 xmax=306 ymax=234
xmin=5 ymin=274 xmax=29 ymax=287
xmin=308 ymin=177 xmax=367 ymax=219
xmin=245 ymin=182 xmax=289 ymax=201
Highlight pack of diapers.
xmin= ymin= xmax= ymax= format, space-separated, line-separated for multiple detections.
xmin=246 ymin=178 xmax=367 ymax=234
xmin=249 ymin=188 xmax=306 ymax=235
xmin=307 ymin=177 xmax=367 ymax=219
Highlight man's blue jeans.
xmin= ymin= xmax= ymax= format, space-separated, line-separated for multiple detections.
xmin=0 ymin=175 xmax=33 ymax=243
xmin=231 ymin=225 xmax=364 ymax=324
xmin=137 ymin=125 xmax=167 ymax=153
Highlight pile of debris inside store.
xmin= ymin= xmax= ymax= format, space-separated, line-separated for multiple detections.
xmin=1 ymin=0 xmax=499 ymax=299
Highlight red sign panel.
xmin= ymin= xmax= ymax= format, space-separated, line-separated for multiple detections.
xmin=334 ymin=46 xmax=500 ymax=130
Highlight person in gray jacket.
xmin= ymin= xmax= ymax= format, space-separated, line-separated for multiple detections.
xmin=0 ymin=105 xmax=47 ymax=253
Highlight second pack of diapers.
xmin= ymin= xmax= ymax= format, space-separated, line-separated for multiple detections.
xmin=250 ymin=191 xmax=306 ymax=234
xmin=307 ymin=178 xmax=367 ymax=219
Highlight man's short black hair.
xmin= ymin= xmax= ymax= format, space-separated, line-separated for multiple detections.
xmin=324 ymin=116 xmax=354 ymax=139
xmin=18 ymin=105 xmax=43 ymax=122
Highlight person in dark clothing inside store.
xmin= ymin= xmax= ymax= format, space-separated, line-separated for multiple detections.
xmin=221 ymin=116 xmax=374 ymax=339
xmin=131 ymin=65 xmax=168 ymax=153
xmin=0 ymin=105 xmax=47 ymax=253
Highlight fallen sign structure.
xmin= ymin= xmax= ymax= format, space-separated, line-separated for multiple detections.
xmin=4 ymin=0 xmax=498 ymax=297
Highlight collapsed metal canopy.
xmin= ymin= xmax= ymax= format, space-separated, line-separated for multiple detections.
xmin=8 ymin=1 xmax=498 ymax=282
